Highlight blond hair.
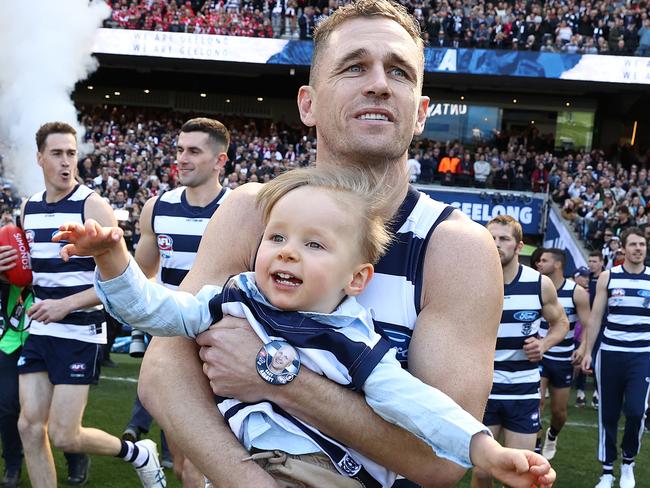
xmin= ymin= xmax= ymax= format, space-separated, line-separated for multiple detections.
xmin=256 ymin=166 xmax=393 ymax=265
xmin=487 ymin=214 xmax=523 ymax=243
xmin=311 ymin=0 xmax=424 ymax=86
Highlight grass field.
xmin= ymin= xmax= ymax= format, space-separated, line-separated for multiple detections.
xmin=5 ymin=354 xmax=649 ymax=487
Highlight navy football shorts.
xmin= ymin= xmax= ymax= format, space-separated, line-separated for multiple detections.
xmin=17 ymin=334 xmax=102 ymax=385
xmin=483 ymin=398 xmax=541 ymax=434
xmin=540 ymin=358 xmax=574 ymax=389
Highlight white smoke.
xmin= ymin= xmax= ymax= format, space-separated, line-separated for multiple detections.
xmin=0 ymin=0 xmax=110 ymax=198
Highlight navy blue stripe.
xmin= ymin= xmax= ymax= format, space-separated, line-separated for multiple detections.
xmin=374 ymin=232 xmax=423 ymax=284
xmin=496 ymin=336 xmax=530 ymax=350
xmin=31 ymin=257 xmax=95 ymax=274
xmin=491 ymin=382 xmax=539 ymax=396
xmin=34 ymin=284 xmax=93 ymax=300
xmin=55 ymin=310 xmax=105 ymax=326
xmin=156 ymin=235 xmax=203 ymax=253
xmin=494 ymin=360 xmax=536 ymax=372
xmin=545 ymin=349 xmax=573 ymax=358
xmin=606 ymin=322 xmax=650 ymax=333
xmin=414 ymin=203 xmax=454 ymax=314
xmin=222 ymin=285 xmax=387 ymax=390
xmin=608 ymin=306 xmax=650 ymax=317
xmin=602 ymin=337 xmax=650 ymax=348
xmin=503 ymin=282 xmax=540 ymax=295
xmin=375 ymin=321 xmax=411 ymax=369
xmin=159 ymin=267 xmax=189 ymax=287
xmin=25 ymin=185 xmax=88 ymax=215
xmin=29 ymin=228 xmax=66 ymax=243
xmin=500 ymin=309 xmax=541 ymax=323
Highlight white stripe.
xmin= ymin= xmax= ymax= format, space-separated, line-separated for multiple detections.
xmin=357 ymin=273 xmax=416 ymax=329
xmin=159 ymin=187 xmax=184 ymax=203
xmin=493 ymin=368 xmax=539 ymax=384
xmin=488 ymin=393 xmax=540 ymax=400
xmin=596 ymin=350 xmax=606 ymax=462
xmin=497 ymin=322 xmax=539 ymax=337
xmin=396 ymin=193 xmax=446 ymax=239
xmin=494 ymin=349 xmax=529 ymax=362
xmin=29 ymin=242 xmax=66 ymax=259
xmin=608 ymin=312 xmax=650 ymax=325
xmin=159 ymin=251 xmax=197 ymax=271
xmin=25 ymin=212 xmax=84 ymax=229
xmin=153 ymin=215 xmax=211 ymax=235
xmin=35 ymin=270 xmax=95 ymax=288
xmin=604 ymin=329 xmax=650 ymax=342
xmin=601 ymin=344 xmax=650 ymax=353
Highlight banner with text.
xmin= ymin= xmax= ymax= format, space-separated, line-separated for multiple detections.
xmin=543 ymin=206 xmax=586 ymax=275
xmin=93 ymin=29 xmax=650 ymax=85
xmin=418 ymin=187 xmax=547 ymax=234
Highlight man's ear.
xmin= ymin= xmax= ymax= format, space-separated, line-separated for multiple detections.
xmin=414 ymin=96 xmax=430 ymax=136
xmin=345 ymin=263 xmax=374 ymax=297
xmin=297 ymin=85 xmax=316 ymax=128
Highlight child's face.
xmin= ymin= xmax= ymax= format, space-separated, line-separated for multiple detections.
xmin=255 ymin=186 xmax=372 ymax=313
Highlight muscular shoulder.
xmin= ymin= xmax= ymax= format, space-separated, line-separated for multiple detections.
xmin=421 ymin=210 xmax=501 ymax=308
xmin=84 ymin=192 xmax=117 ymax=227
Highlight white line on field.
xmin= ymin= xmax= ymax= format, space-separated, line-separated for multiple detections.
xmin=100 ymin=375 xmax=138 ymax=383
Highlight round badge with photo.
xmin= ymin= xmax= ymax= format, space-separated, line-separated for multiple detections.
xmin=256 ymin=340 xmax=301 ymax=385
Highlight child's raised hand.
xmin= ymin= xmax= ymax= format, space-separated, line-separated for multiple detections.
xmin=53 ymin=219 xmax=123 ymax=262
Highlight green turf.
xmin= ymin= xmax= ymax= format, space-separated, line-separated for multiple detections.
xmin=4 ymin=354 xmax=649 ymax=487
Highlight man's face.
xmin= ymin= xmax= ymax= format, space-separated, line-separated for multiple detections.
xmin=623 ymin=234 xmax=647 ymax=265
xmin=536 ymin=252 xmax=558 ymax=276
xmin=298 ymin=17 xmax=428 ymax=166
xmin=488 ymin=223 xmax=521 ymax=268
xmin=587 ymin=256 xmax=603 ymax=274
xmin=176 ymin=131 xmax=224 ymax=188
xmin=37 ymin=133 xmax=78 ymax=194
xmin=271 ymin=346 xmax=295 ymax=371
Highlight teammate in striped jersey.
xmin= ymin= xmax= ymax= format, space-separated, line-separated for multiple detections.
xmin=581 ymin=227 xmax=650 ymax=488
xmin=16 ymin=122 xmax=165 ymax=488
xmin=473 ymin=215 xmax=568 ymax=488
xmin=122 ymin=118 xmax=230 ymax=486
xmin=535 ymin=248 xmax=591 ymax=460
xmin=57 ymin=165 xmax=555 ymax=488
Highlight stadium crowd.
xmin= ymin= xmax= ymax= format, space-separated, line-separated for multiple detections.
xmin=105 ymin=0 xmax=650 ymax=55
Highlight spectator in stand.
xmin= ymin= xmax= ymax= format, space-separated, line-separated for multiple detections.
xmin=531 ymin=160 xmax=549 ymax=192
xmin=298 ymin=6 xmax=315 ymax=40
xmin=474 ymin=152 xmax=490 ymax=188
xmin=456 ymin=152 xmax=473 ymax=187
xmin=407 ymin=153 xmax=421 ymax=183
xmin=438 ymin=149 xmax=460 ymax=185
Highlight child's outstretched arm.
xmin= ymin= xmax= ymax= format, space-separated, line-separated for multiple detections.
xmin=53 ymin=219 xmax=129 ymax=280
xmin=470 ymin=434 xmax=556 ymax=488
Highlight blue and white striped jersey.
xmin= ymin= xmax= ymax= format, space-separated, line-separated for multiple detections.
xmin=152 ymin=186 xmax=230 ymax=289
xmin=539 ymin=279 xmax=577 ymax=362
xmin=490 ymin=264 xmax=543 ymax=401
xmin=23 ymin=184 xmax=106 ymax=344
xmin=357 ymin=187 xmax=454 ymax=368
xmin=602 ymin=265 xmax=650 ymax=353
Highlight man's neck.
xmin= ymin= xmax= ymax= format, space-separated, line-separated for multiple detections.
xmin=623 ymin=260 xmax=645 ymax=274
xmin=502 ymin=258 xmax=520 ymax=285
xmin=184 ymin=181 xmax=224 ymax=208
xmin=548 ymin=271 xmax=564 ymax=289
xmin=44 ymin=182 xmax=76 ymax=204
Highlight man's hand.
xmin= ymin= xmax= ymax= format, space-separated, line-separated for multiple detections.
xmin=53 ymin=219 xmax=123 ymax=262
xmin=196 ymin=316 xmax=275 ymax=403
xmin=571 ymin=343 xmax=586 ymax=365
xmin=27 ymin=298 xmax=71 ymax=324
xmin=580 ymin=354 xmax=593 ymax=375
xmin=0 ymin=244 xmax=18 ymax=278
xmin=523 ymin=336 xmax=544 ymax=362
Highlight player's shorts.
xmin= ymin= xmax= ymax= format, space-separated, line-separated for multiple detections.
xmin=540 ymin=358 xmax=574 ymax=389
xmin=483 ymin=398 xmax=541 ymax=434
xmin=17 ymin=334 xmax=102 ymax=385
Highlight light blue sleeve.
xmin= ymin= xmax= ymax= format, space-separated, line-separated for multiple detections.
xmin=94 ymin=257 xmax=222 ymax=338
xmin=363 ymin=350 xmax=490 ymax=468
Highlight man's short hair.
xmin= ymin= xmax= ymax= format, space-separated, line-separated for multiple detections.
xmin=35 ymin=122 xmax=76 ymax=152
xmin=311 ymin=0 xmax=424 ymax=86
xmin=588 ymin=250 xmax=603 ymax=260
xmin=487 ymin=214 xmax=523 ymax=243
xmin=621 ymin=226 xmax=645 ymax=247
xmin=180 ymin=118 xmax=230 ymax=152
xmin=543 ymin=248 xmax=566 ymax=269
xmin=256 ymin=166 xmax=392 ymax=265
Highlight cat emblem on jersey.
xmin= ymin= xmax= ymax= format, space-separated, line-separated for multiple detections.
xmin=256 ymin=340 xmax=301 ymax=385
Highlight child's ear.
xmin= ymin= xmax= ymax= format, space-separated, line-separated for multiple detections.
xmin=345 ymin=263 xmax=374 ymax=297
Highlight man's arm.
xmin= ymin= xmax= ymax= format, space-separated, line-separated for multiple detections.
xmin=571 ymin=284 xmax=591 ymax=364
xmin=134 ymin=197 xmax=160 ymax=278
xmin=524 ymin=276 xmax=570 ymax=362
xmin=581 ymin=271 xmax=610 ymax=372
xmin=195 ymin=213 xmax=503 ymax=487
xmin=138 ymin=184 xmax=279 ymax=486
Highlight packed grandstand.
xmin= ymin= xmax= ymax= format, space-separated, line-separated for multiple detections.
xmin=104 ymin=0 xmax=650 ymax=55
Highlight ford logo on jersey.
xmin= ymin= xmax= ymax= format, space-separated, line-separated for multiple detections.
xmin=383 ymin=329 xmax=411 ymax=362
xmin=637 ymin=290 xmax=650 ymax=298
xmin=514 ymin=311 xmax=540 ymax=322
